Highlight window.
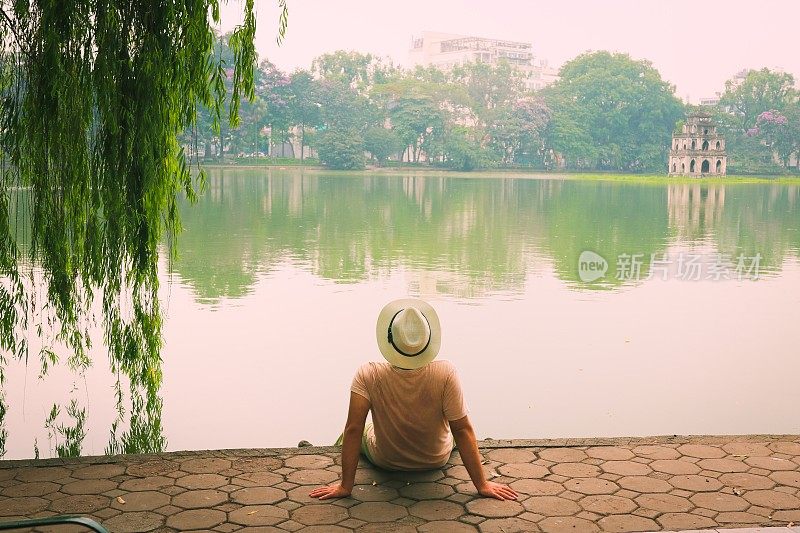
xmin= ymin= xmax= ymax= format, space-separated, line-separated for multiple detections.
xmin=690 ymin=160 xmax=696 ymax=173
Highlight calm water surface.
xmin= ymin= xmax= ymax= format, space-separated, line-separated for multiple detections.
xmin=4 ymin=169 xmax=800 ymax=459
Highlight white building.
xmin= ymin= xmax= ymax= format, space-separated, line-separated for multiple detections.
xmin=408 ymin=31 xmax=559 ymax=91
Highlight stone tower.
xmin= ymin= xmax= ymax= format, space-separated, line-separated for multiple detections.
xmin=669 ymin=112 xmax=727 ymax=176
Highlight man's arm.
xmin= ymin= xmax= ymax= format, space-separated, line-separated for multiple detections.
xmin=449 ymin=415 xmax=518 ymax=500
xmin=309 ymin=392 xmax=370 ymax=500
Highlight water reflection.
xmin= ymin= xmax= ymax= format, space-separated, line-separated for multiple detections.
xmin=172 ymin=171 xmax=800 ymax=300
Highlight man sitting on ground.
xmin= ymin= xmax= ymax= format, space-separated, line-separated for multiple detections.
xmin=310 ymin=298 xmax=518 ymax=501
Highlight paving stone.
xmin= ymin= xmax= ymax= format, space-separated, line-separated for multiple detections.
xmin=62 ymin=479 xmax=116 ymax=495
xmin=697 ymin=457 xmax=749 ymax=473
xmin=351 ymin=483 xmax=400 ymax=501
xmin=418 ymin=520 xmax=478 ymax=532
xmin=291 ymin=526 xmax=350 ymax=533
xmin=286 ymin=469 xmax=338 ymax=485
xmin=521 ymin=496 xmax=580 ymax=516
xmin=288 ymin=503 xmax=347 ymax=525
xmin=15 ymin=467 xmax=70 ymax=483
xmin=478 ymin=517 xmax=539 ymax=532
xmin=391 ymin=469 xmax=446 ymax=482
xmin=119 ymin=476 xmax=174 ymax=492
xmin=677 ymin=444 xmax=727 ymax=458
xmin=538 ymin=516 xmax=599 ymax=532
xmin=446 ymin=465 xmax=470 ymax=481
xmin=230 ymin=486 xmax=286 ymax=505
xmin=181 ymin=457 xmax=232 ymax=474
xmin=176 ymin=473 xmax=228 ymax=489
xmin=690 ymin=491 xmax=749 ymax=511
xmin=596 ymin=514 xmax=659 ymax=532
xmin=537 ymin=449 xmax=588 ymax=463
xmin=72 ymin=464 xmax=126 ymax=479
xmin=770 ymin=470 xmax=800 ymax=488
xmin=154 ymin=503 xmax=182 ymax=516
xmin=720 ymin=472 xmax=776 ymax=490
xmin=355 ymin=522 xmax=418 ymax=533
xmin=550 ymin=463 xmax=600 ymax=478
xmin=599 ymin=461 xmax=651 ymax=476
xmin=497 ymin=463 xmax=550 ymax=478
xmin=485 ymin=449 xmax=536 ymax=463
xmin=722 ymin=442 xmax=773 ymax=457
xmin=104 ymin=510 xmax=165 ymax=532
xmin=409 ymin=499 xmax=465 ymax=520
xmin=585 ymin=447 xmax=633 ymax=461
xmin=563 ymin=478 xmax=618 ymax=495
xmin=650 ymin=459 xmax=702 ymax=475
xmin=578 ymin=494 xmax=636 ymax=514
xmin=112 ymin=490 xmax=170 ymax=511
xmin=745 ymin=456 xmax=798 ymax=471
xmin=127 ymin=460 xmax=178 ymax=477
xmin=231 ymin=457 xmax=283 ymax=472
xmin=448 ymin=493 xmax=472 ymax=504
xmin=770 ymin=441 xmax=800 ymax=455
xmin=508 ymin=479 xmax=564 ymax=496
xmin=49 ymin=494 xmax=110 ymax=513
xmin=655 ymin=512 xmax=717 ymax=530
xmin=338 ymin=518 xmax=366 ymax=529
xmin=285 ymin=455 xmax=334 ymax=469
xmin=398 ymin=482 xmax=452 ymax=500
xmin=616 ymin=475 xmax=672 ymax=493
xmin=631 ymin=445 xmax=681 ymax=460
xmin=166 ymin=508 xmax=227 ymax=529
xmin=1 ymin=481 xmax=59 ymax=497
xmin=742 ymin=489 xmax=800 ymax=509
xmin=715 ymin=511 xmax=766 ymax=523
xmin=465 ymin=498 xmax=524 ymax=518
xmin=277 ymin=499 xmax=302 ymax=511
xmin=635 ymin=493 xmax=692 ymax=512
xmin=233 ymin=471 xmax=284 ymax=488
xmin=669 ymin=474 xmax=723 ymax=491
xmin=350 ymin=501 xmax=408 ymax=521
xmin=171 ymin=488 xmax=228 ymax=508
xmin=773 ymin=508 xmax=800 ymax=521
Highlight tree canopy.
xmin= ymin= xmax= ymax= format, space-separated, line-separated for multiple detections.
xmin=542 ymin=51 xmax=685 ymax=171
xmin=0 ymin=1 xmax=287 ymax=457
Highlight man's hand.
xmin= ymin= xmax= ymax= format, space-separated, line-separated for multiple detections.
xmin=309 ymin=483 xmax=352 ymax=500
xmin=477 ymin=480 xmax=519 ymax=500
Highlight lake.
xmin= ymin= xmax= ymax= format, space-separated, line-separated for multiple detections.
xmin=3 ymin=169 xmax=800 ymax=459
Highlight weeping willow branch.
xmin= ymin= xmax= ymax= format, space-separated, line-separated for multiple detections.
xmin=0 ymin=1 xmax=289 ymax=458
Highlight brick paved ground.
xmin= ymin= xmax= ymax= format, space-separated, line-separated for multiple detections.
xmin=1 ymin=435 xmax=799 ymax=532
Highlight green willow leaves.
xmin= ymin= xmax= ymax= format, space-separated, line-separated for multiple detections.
xmin=0 ymin=1 xmax=285 ymax=457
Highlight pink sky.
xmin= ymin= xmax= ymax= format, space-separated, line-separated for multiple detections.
xmin=218 ymin=0 xmax=799 ymax=103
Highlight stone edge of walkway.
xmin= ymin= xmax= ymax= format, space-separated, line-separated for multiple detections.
xmin=2 ymin=433 xmax=796 ymax=468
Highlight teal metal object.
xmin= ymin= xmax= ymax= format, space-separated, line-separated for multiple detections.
xmin=0 ymin=515 xmax=109 ymax=532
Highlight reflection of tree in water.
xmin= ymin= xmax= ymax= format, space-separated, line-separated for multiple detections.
xmin=173 ymin=171 xmax=545 ymax=300
xmin=2 ymin=191 xmax=167 ymax=458
xmin=668 ymin=183 xmax=800 ymax=271
xmin=173 ymin=171 xmax=800 ymax=302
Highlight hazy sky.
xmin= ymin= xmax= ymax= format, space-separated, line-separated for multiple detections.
xmin=218 ymin=0 xmax=799 ymax=103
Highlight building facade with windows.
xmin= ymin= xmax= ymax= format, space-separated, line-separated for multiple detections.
xmin=408 ymin=31 xmax=559 ymax=91
xmin=669 ymin=112 xmax=727 ymax=176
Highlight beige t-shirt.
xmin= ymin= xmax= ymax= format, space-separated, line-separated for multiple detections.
xmin=350 ymin=360 xmax=469 ymax=470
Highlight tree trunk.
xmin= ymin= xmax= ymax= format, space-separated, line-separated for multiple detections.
xmin=300 ymin=123 xmax=305 ymax=164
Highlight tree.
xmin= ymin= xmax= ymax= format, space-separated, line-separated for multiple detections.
xmin=364 ymin=127 xmax=403 ymax=165
xmin=317 ymin=129 xmax=365 ymax=170
xmin=311 ymin=51 xmax=396 ymax=94
xmin=542 ymin=51 xmax=685 ymax=171
xmin=720 ymin=69 xmax=797 ymax=130
xmin=287 ymin=70 xmax=322 ymax=162
xmin=0 ymin=0 xmax=285 ymax=457
xmin=487 ymin=97 xmax=550 ymax=165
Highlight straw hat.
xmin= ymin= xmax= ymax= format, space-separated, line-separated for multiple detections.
xmin=376 ymin=298 xmax=441 ymax=369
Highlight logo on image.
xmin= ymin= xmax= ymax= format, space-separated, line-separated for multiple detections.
xmin=578 ymin=250 xmax=608 ymax=282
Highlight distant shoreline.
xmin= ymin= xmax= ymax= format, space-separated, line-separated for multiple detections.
xmin=198 ymin=163 xmax=800 ymax=185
